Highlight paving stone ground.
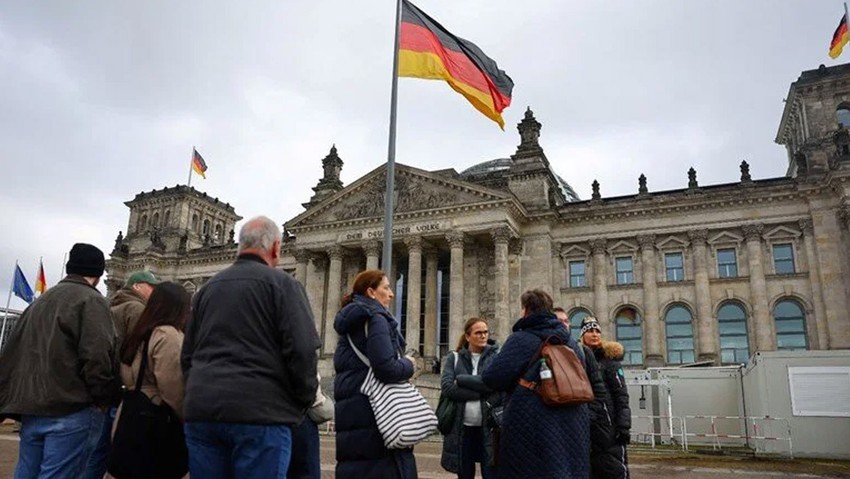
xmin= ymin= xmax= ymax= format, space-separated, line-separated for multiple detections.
xmin=0 ymin=429 xmax=847 ymax=478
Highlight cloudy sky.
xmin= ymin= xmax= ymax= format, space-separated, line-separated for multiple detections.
xmin=0 ymin=0 xmax=841 ymax=309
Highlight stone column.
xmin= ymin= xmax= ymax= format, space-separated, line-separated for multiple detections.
xmin=307 ymin=253 xmax=327 ymax=334
xmin=447 ymin=231 xmax=465 ymax=345
xmin=688 ymin=229 xmax=716 ymax=363
xmin=638 ymin=234 xmax=663 ymax=366
xmin=294 ymin=249 xmax=310 ymax=286
xmin=743 ymin=223 xmax=773 ymax=352
xmin=424 ymin=247 xmax=439 ymax=359
xmin=363 ymin=240 xmax=381 ymax=271
xmin=800 ymin=218 xmax=828 ymax=349
xmin=590 ymin=239 xmax=610 ymax=336
xmin=492 ymin=227 xmax=512 ymax=343
xmin=404 ymin=236 xmax=423 ymax=354
xmin=508 ymin=238 xmax=524 ymax=322
xmin=323 ymin=245 xmax=344 ymax=355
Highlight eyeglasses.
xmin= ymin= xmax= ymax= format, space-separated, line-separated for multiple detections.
xmin=470 ymin=331 xmax=489 ymax=336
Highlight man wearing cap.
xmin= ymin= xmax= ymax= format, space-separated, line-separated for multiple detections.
xmin=83 ymin=270 xmax=161 ymax=479
xmin=580 ymin=317 xmax=631 ymax=479
xmin=0 ymin=243 xmax=116 ymax=479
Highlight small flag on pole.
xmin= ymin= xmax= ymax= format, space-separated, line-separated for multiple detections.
xmin=398 ymin=0 xmax=514 ymax=128
xmin=192 ymin=148 xmax=208 ymax=179
xmin=12 ymin=265 xmax=34 ymax=304
xmin=830 ymin=13 xmax=849 ymax=59
xmin=35 ymin=259 xmax=47 ymax=295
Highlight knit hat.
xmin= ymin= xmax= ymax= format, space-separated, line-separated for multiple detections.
xmin=125 ymin=271 xmax=161 ymax=287
xmin=66 ymin=243 xmax=105 ymax=277
xmin=580 ymin=317 xmax=602 ymax=337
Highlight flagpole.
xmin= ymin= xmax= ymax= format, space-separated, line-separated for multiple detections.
xmin=845 ymin=2 xmax=849 ymax=27
xmin=381 ymin=0 xmax=403 ymax=275
xmin=1 ymin=261 xmax=18 ymax=350
xmin=61 ymin=252 xmax=67 ymax=278
xmin=187 ymin=146 xmax=195 ymax=188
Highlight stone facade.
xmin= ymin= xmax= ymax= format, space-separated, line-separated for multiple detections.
xmin=106 ymin=64 xmax=850 ymax=373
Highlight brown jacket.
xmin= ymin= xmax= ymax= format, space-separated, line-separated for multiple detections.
xmin=120 ymin=325 xmax=185 ymax=419
xmin=110 ymin=288 xmax=146 ymax=344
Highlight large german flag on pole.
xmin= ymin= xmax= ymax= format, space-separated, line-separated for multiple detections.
xmin=830 ymin=12 xmax=850 ymax=59
xmin=398 ymin=0 xmax=514 ymax=128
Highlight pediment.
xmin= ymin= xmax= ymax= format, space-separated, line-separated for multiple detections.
xmin=657 ymin=236 xmax=688 ymax=250
xmin=560 ymin=244 xmax=590 ymax=258
xmin=608 ymin=240 xmax=638 ymax=254
xmin=288 ymin=163 xmax=513 ymax=228
xmin=763 ymin=225 xmax=801 ymax=240
xmin=708 ymin=231 xmax=744 ymax=245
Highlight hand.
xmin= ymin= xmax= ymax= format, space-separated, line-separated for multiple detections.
xmin=616 ymin=429 xmax=631 ymax=445
xmin=406 ymin=355 xmax=423 ymax=381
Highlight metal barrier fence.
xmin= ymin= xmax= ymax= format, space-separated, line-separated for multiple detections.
xmin=630 ymin=415 xmax=685 ymax=450
xmin=682 ymin=415 xmax=794 ymax=458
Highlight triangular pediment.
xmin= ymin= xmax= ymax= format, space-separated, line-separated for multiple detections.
xmin=559 ymin=244 xmax=590 ymax=258
xmin=608 ymin=240 xmax=638 ymax=254
xmin=657 ymin=236 xmax=688 ymax=250
xmin=708 ymin=231 xmax=744 ymax=245
xmin=287 ymin=163 xmax=514 ymax=228
xmin=763 ymin=225 xmax=801 ymax=240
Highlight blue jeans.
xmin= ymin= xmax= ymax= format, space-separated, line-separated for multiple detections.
xmin=287 ymin=419 xmax=320 ymax=479
xmin=83 ymin=406 xmax=116 ymax=479
xmin=15 ymin=407 xmax=105 ymax=479
xmin=184 ymin=421 xmax=293 ymax=479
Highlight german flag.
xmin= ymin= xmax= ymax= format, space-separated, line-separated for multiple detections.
xmin=830 ymin=14 xmax=849 ymax=59
xmin=35 ymin=259 xmax=47 ymax=295
xmin=399 ymin=0 xmax=513 ymax=128
xmin=192 ymin=148 xmax=208 ymax=179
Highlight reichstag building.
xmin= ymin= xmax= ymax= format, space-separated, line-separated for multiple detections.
xmin=107 ymin=63 xmax=850 ymax=374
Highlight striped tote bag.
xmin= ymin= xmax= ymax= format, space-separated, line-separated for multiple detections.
xmin=348 ymin=329 xmax=438 ymax=449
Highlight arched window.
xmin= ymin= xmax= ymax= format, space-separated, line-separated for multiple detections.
xmin=615 ymin=307 xmax=642 ymax=366
xmin=665 ymin=304 xmax=695 ymax=364
xmin=152 ymin=212 xmax=160 ymax=228
xmin=139 ymin=214 xmax=148 ymax=232
xmin=568 ymin=308 xmax=592 ymax=332
xmin=837 ymin=106 xmax=850 ymax=127
xmin=191 ymin=214 xmax=199 ymax=232
xmin=202 ymin=219 xmax=211 ymax=236
xmin=214 ymin=224 xmax=223 ymax=243
xmin=773 ymin=299 xmax=808 ymax=351
xmin=717 ymin=302 xmax=749 ymax=364
xmin=164 ymin=210 xmax=171 ymax=227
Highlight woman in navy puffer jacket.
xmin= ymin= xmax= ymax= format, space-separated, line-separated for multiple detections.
xmin=481 ymin=289 xmax=590 ymax=479
xmin=333 ymin=269 xmax=419 ymax=479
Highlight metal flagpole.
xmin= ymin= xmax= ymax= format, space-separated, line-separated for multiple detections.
xmin=1 ymin=261 xmax=18 ymax=351
xmin=845 ymin=3 xmax=849 ymax=28
xmin=61 ymin=252 xmax=67 ymax=278
xmin=187 ymin=146 xmax=195 ymax=187
xmin=381 ymin=0 xmax=403 ymax=274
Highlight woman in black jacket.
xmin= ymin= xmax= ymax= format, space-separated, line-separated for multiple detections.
xmin=333 ymin=270 xmax=419 ymax=479
xmin=440 ymin=317 xmax=501 ymax=479
xmin=580 ymin=317 xmax=631 ymax=479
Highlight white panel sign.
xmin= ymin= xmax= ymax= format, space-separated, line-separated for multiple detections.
xmin=787 ymin=366 xmax=850 ymax=417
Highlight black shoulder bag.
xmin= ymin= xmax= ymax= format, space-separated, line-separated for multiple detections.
xmin=107 ymin=335 xmax=188 ymax=479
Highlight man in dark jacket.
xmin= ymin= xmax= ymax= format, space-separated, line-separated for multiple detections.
xmin=0 ymin=243 xmax=115 ymax=479
xmin=181 ymin=216 xmax=320 ymax=479
xmin=481 ymin=290 xmax=590 ymax=478
xmin=581 ymin=317 xmax=631 ymax=479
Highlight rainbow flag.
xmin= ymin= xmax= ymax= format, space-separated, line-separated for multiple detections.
xmin=398 ymin=0 xmax=513 ymax=128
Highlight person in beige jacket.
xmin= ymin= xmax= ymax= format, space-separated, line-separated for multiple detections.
xmin=119 ymin=282 xmax=190 ymax=420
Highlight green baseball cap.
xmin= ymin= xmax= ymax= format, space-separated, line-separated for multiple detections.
xmin=125 ymin=271 xmax=161 ymax=287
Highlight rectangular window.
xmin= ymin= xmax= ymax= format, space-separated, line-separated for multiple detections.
xmin=773 ymin=243 xmax=795 ymax=274
xmin=665 ymin=252 xmax=684 ymax=282
xmin=615 ymin=256 xmax=634 ymax=285
xmin=717 ymin=248 xmax=738 ymax=278
xmin=568 ymin=260 xmax=586 ymax=288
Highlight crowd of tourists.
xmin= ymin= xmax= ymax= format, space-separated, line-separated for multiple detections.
xmin=0 ymin=215 xmax=630 ymax=479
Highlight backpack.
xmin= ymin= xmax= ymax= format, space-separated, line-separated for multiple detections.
xmin=518 ymin=335 xmax=595 ymax=407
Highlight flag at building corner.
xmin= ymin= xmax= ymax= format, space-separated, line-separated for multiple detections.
xmin=35 ymin=260 xmax=47 ymax=295
xmin=398 ymin=0 xmax=514 ymax=129
xmin=830 ymin=14 xmax=849 ymax=59
xmin=192 ymin=148 xmax=208 ymax=179
xmin=12 ymin=265 xmax=34 ymax=304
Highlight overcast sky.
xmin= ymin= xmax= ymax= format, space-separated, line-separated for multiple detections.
xmin=0 ymin=1 xmax=842 ymax=309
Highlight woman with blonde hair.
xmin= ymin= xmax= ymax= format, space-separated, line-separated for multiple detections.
xmin=439 ymin=317 xmax=501 ymax=479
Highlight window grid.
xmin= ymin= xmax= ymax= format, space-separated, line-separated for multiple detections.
xmin=774 ymin=299 xmax=808 ymax=351
xmin=616 ymin=309 xmax=642 ymax=366
xmin=717 ymin=248 xmax=738 ymax=278
xmin=615 ymin=257 xmax=634 ymax=285
xmin=569 ymin=260 xmax=586 ymax=288
xmin=665 ymin=252 xmax=684 ymax=282
xmin=717 ymin=303 xmax=750 ymax=364
xmin=665 ymin=305 xmax=695 ymax=365
xmin=773 ymin=243 xmax=796 ymax=275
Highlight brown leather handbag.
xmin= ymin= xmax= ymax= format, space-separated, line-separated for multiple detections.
xmin=518 ymin=336 xmax=594 ymax=407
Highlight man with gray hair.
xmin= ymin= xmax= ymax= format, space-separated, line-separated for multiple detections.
xmin=181 ymin=216 xmax=320 ymax=479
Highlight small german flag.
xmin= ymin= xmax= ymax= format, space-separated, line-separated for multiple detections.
xmin=830 ymin=14 xmax=849 ymax=59
xmin=399 ymin=0 xmax=513 ymax=129
xmin=192 ymin=148 xmax=208 ymax=179
xmin=35 ymin=259 xmax=47 ymax=295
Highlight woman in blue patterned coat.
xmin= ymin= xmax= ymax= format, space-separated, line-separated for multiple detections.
xmin=481 ymin=289 xmax=590 ymax=479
